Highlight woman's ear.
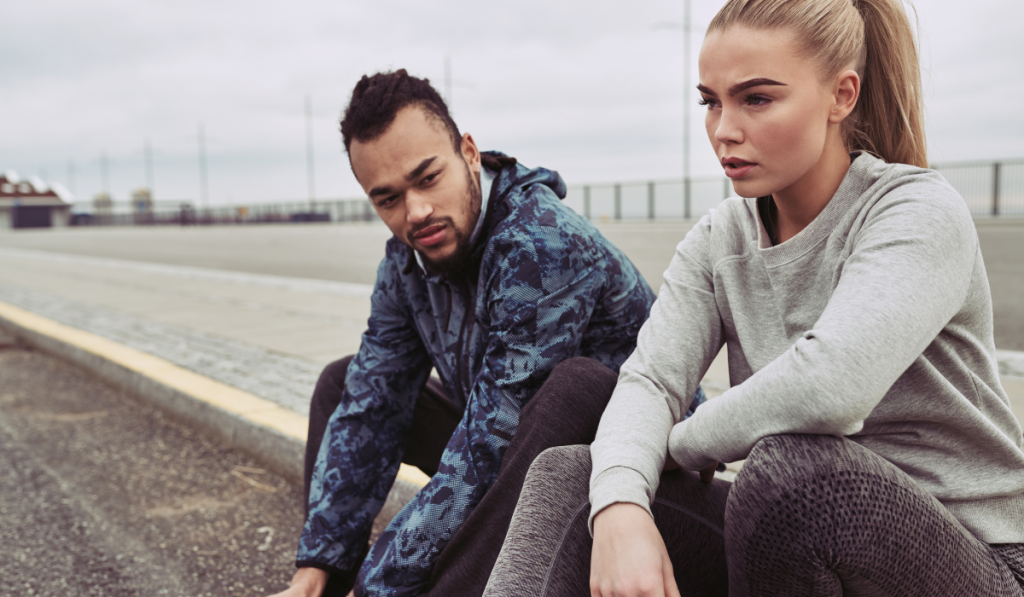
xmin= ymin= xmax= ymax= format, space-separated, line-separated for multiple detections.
xmin=829 ymin=69 xmax=861 ymax=124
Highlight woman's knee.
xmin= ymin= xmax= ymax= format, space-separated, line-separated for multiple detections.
xmin=726 ymin=434 xmax=856 ymax=526
xmin=525 ymin=446 xmax=593 ymax=494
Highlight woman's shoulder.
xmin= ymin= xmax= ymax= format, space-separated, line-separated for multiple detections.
xmin=856 ymin=154 xmax=966 ymax=215
xmin=850 ymin=153 xmax=977 ymax=248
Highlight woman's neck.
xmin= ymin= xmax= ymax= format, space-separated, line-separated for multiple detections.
xmin=770 ymin=134 xmax=852 ymax=243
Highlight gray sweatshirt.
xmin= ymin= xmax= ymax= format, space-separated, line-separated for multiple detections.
xmin=590 ymin=153 xmax=1024 ymax=544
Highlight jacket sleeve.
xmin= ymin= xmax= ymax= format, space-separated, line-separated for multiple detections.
xmin=355 ymin=234 xmax=611 ymax=596
xmin=296 ymin=256 xmax=433 ymax=573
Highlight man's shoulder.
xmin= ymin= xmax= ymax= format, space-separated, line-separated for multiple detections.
xmin=483 ymin=180 xmax=634 ymax=296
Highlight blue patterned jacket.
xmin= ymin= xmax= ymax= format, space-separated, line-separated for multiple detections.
xmin=298 ymin=153 xmax=701 ymax=596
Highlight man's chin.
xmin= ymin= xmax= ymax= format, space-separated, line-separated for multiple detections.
xmin=419 ymin=247 xmax=471 ymax=277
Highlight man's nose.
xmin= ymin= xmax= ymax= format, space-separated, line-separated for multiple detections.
xmin=405 ymin=189 xmax=434 ymax=223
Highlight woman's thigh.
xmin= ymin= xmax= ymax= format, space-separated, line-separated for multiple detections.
xmin=484 ymin=445 xmax=731 ymax=597
xmin=726 ymin=434 xmax=1024 ymax=597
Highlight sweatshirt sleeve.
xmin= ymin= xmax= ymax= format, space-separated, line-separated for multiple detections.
xmin=669 ymin=191 xmax=978 ymax=472
xmin=590 ymin=215 xmax=723 ymax=528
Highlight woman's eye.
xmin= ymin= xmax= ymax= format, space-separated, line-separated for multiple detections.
xmin=745 ymin=94 xmax=771 ymax=106
xmin=698 ymin=97 xmax=718 ymax=109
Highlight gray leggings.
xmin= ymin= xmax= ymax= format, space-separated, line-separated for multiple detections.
xmin=485 ymin=434 xmax=1024 ymax=596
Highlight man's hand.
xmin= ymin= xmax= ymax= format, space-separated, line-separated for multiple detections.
xmin=267 ymin=567 xmax=329 ymax=597
xmin=590 ymin=503 xmax=680 ymax=597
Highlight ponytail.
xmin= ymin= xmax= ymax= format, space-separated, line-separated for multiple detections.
xmin=848 ymin=0 xmax=927 ymax=167
xmin=708 ymin=0 xmax=928 ymax=167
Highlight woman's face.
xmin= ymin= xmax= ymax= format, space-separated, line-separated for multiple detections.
xmin=698 ymin=25 xmax=840 ymax=200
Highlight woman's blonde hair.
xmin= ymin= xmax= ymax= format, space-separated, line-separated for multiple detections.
xmin=708 ymin=0 xmax=927 ymax=168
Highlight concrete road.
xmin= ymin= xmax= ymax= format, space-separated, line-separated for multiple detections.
xmin=0 ymin=218 xmax=1021 ymax=349
xmin=0 ymin=336 xmax=305 ymax=596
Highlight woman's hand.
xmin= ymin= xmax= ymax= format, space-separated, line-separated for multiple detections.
xmin=590 ymin=503 xmax=680 ymax=597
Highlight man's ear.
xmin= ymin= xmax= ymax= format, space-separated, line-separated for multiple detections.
xmin=829 ymin=69 xmax=860 ymax=124
xmin=460 ymin=133 xmax=481 ymax=172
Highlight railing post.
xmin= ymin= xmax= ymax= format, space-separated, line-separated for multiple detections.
xmin=724 ymin=178 xmax=732 ymax=200
xmin=647 ymin=181 xmax=655 ymax=221
xmin=583 ymin=185 xmax=591 ymax=220
xmin=614 ymin=184 xmax=622 ymax=221
xmin=993 ymin=162 xmax=1001 ymax=217
xmin=684 ymin=177 xmax=691 ymax=219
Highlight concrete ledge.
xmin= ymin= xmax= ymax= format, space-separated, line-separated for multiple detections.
xmin=0 ymin=300 xmax=427 ymax=511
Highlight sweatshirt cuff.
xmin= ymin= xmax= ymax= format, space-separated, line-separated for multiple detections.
xmin=588 ymin=466 xmax=655 ymax=536
xmin=668 ymin=419 xmax=718 ymax=472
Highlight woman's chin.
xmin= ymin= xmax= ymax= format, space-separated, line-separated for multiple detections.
xmin=730 ymin=179 xmax=773 ymax=200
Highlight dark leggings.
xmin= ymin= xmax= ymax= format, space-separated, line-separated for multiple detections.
xmin=485 ymin=437 xmax=1024 ymax=596
xmin=303 ymin=356 xmax=622 ymax=597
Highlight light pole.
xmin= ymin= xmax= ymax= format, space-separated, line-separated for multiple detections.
xmin=305 ymin=94 xmax=316 ymax=212
xmin=197 ymin=123 xmax=209 ymax=209
xmin=654 ymin=1 xmax=694 ymax=219
xmin=100 ymin=151 xmax=110 ymax=195
xmin=683 ymin=0 xmax=692 ymax=219
xmin=144 ymin=138 xmax=154 ymax=199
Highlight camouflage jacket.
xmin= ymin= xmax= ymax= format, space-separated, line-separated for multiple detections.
xmin=297 ymin=153 xmax=701 ymax=596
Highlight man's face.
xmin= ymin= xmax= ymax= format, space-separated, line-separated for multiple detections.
xmin=350 ymin=105 xmax=482 ymax=275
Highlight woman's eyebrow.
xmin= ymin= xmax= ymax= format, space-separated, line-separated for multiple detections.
xmin=728 ymin=78 xmax=786 ymax=96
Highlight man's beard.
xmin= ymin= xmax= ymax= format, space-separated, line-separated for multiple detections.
xmin=411 ymin=161 xmax=482 ymax=277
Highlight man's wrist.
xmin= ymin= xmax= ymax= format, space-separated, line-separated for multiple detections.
xmin=291 ymin=567 xmax=329 ymax=597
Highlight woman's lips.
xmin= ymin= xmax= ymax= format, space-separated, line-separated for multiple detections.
xmin=722 ymin=159 xmax=757 ymax=179
xmin=414 ymin=224 xmax=447 ymax=247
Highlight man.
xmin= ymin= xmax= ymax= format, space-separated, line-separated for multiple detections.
xmin=273 ymin=70 xmax=703 ymax=597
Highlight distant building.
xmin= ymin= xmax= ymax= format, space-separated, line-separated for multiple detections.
xmin=0 ymin=171 xmax=72 ymax=229
xmin=131 ymin=188 xmax=153 ymax=214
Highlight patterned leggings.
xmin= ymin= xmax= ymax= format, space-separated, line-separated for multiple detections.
xmin=484 ymin=435 xmax=1024 ymax=596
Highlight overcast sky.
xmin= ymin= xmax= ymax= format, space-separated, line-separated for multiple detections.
xmin=2 ymin=0 xmax=1022 ymax=206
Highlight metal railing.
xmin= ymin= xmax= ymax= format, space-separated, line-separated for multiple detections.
xmin=562 ymin=176 xmax=732 ymax=222
xmin=67 ymin=158 xmax=1024 ymax=227
xmin=932 ymin=159 xmax=1024 ymax=217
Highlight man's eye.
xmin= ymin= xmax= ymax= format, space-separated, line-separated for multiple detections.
xmin=422 ymin=173 xmax=438 ymax=185
xmin=378 ymin=196 xmax=398 ymax=207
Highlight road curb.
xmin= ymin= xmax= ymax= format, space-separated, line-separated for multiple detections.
xmin=0 ymin=300 xmax=427 ymax=508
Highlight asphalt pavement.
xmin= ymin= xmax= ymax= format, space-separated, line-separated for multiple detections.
xmin=0 ymin=333 xmax=304 ymax=597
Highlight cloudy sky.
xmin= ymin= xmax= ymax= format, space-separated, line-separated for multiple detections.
xmin=2 ymin=0 xmax=1022 ymax=206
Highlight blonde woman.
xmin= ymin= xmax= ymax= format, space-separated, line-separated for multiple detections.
xmin=484 ymin=0 xmax=1024 ymax=595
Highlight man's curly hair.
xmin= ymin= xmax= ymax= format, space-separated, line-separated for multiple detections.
xmin=340 ymin=69 xmax=461 ymax=154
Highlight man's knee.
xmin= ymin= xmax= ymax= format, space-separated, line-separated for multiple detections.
xmin=550 ymin=356 xmax=618 ymax=388
xmin=310 ymin=355 xmax=355 ymax=413
xmin=523 ymin=357 xmax=617 ymax=421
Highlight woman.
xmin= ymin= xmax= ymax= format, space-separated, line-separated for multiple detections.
xmin=484 ymin=0 xmax=1024 ymax=595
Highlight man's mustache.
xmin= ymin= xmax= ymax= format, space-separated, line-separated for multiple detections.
xmin=408 ymin=217 xmax=456 ymax=244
